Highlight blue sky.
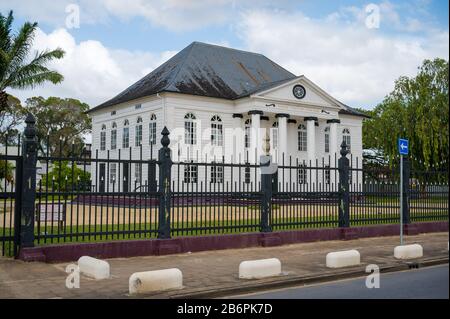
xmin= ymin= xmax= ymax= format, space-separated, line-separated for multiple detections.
xmin=2 ymin=0 xmax=449 ymax=109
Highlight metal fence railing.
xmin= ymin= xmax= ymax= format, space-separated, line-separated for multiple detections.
xmin=1 ymin=115 xmax=448 ymax=256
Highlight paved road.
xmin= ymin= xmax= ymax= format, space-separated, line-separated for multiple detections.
xmin=236 ymin=264 xmax=449 ymax=299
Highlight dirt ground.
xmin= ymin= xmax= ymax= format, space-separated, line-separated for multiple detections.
xmin=1 ymin=199 xmax=446 ymax=228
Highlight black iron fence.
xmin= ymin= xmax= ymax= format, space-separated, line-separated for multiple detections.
xmin=0 ymin=115 xmax=448 ymax=256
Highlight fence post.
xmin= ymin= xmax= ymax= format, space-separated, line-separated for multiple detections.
xmin=19 ymin=114 xmax=38 ymax=248
xmin=338 ymin=141 xmax=350 ymax=228
xmin=260 ymin=133 xmax=273 ymax=232
xmin=158 ymin=127 xmax=172 ymax=239
xmin=148 ymin=159 xmax=157 ymax=192
xmin=402 ymin=158 xmax=411 ymax=224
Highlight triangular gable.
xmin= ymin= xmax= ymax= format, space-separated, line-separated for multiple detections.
xmin=252 ymin=75 xmax=345 ymax=109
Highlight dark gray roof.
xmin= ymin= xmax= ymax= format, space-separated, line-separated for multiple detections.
xmin=88 ymin=41 xmax=297 ymax=113
xmin=339 ymin=105 xmax=371 ymax=118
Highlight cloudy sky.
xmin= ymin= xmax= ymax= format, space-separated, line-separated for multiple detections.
xmin=1 ymin=0 xmax=448 ymax=110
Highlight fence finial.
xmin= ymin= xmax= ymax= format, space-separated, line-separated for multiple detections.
xmin=24 ymin=113 xmax=36 ymax=139
xmin=340 ymin=140 xmax=349 ymax=157
xmin=161 ymin=126 xmax=170 ymax=147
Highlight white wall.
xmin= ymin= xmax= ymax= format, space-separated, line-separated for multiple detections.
xmin=88 ymin=92 xmax=364 ymax=192
xmin=90 ymin=96 xmax=163 ymax=191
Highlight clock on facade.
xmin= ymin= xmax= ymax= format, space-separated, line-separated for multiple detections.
xmin=292 ymin=85 xmax=306 ymax=99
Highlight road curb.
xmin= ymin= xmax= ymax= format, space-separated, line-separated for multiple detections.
xmin=165 ymin=255 xmax=449 ymax=299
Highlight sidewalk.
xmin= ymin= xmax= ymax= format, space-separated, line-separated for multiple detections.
xmin=0 ymin=232 xmax=448 ymax=299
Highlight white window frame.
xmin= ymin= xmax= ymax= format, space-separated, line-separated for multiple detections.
xmin=244 ymin=119 xmax=251 ymax=149
xmin=298 ymin=124 xmax=307 ymax=152
xmin=298 ymin=164 xmax=307 ymax=184
xmin=111 ymin=122 xmax=117 ymax=150
xmin=100 ymin=124 xmax=106 ymax=151
xmin=342 ymin=128 xmax=351 ymax=152
xmin=109 ymin=163 xmax=117 ymax=183
xmin=210 ymin=162 xmax=224 ymax=184
xmin=122 ymin=119 xmax=129 ymax=148
xmin=135 ymin=163 xmax=142 ymax=184
xmin=324 ymin=126 xmax=330 ymax=153
xmin=271 ymin=121 xmax=278 ymax=150
xmin=184 ymin=113 xmax=197 ymax=145
xmin=184 ymin=162 xmax=198 ymax=184
xmin=135 ymin=117 xmax=143 ymax=147
xmin=324 ymin=165 xmax=330 ymax=185
xmin=149 ymin=114 xmax=157 ymax=145
xmin=211 ymin=115 xmax=223 ymax=146
xmin=244 ymin=165 xmax=251 ymax=184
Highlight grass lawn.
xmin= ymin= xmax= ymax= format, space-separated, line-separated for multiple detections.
xmin=1 ymin=210 xmax=448 ymax=257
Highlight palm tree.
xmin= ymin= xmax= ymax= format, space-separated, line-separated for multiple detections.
xmin=0 ymin=10 xmax=65 ymax=112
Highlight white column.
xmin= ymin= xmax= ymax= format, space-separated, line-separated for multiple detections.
xmin=328 ymin=119 xmax=340 ymax=190
xmin=305 ymin=117 xmax=317 ymax=189
xmin=276 ymin=114 xmax=288 ymax=165
xmin=249 ymin=111 xmax=262 ymax=164
xmin=328 ymin=119 xmax=340 ymax=161
xmin=232 ymin=114 xmax=244 ymax=163
xmin=305 ymin=117 xmax=317 ymax=163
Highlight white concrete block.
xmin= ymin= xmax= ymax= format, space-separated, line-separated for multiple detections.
xmin=239 ymin=258 xmax=282 ymax=279
xmin=394 ymin=244 xmax=423 ymax=259
xmin=326 ymin=249 xmax=360 ymax=268
xmin=77 ymin=256 xmax=110 ymax=280
xmin=129 ymin=268 xmax=183 ymax=295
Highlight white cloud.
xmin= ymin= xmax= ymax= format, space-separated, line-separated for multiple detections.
xmin=238 ymin=9 xmax=449 ymax=108
xmin=0 ymin=0 xmax=288 ymax=31
xmin=0 ymin=0 xmax=237 ymax=31
xmin=0 ymin=0 xmax=111 ymax=27
xmin=102 ymin=0 xmax=235 ymax=31
xmin=8 ymin=28 xmax=177 ymax=107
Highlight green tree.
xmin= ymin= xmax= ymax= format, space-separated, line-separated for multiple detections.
xmin=0 ymin=94 xmax=25 ymax=145
xmin=41 ymin=161 xmax=91 ymax=195
xmin=0 ymin=158 xmax=14 ymax=190
xmin=363 ymin=58 xmax=449 ymax=172
xmin=0 ymin=10 xmax=65 ymax=113
xmin=24 ymin=96 xmax=91 ymax=157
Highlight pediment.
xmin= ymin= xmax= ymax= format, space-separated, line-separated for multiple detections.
xmin=254 ymin=76 xmax=343 ymax=109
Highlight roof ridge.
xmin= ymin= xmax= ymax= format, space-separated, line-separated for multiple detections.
xmin=191 ymin=41 xmax=266 ymax=57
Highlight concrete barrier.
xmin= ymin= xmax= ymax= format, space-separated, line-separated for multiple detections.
xmin=394 ymin=244 xmax=423 ymax=259
xmin=239 ymin=258 xmax=282 ymax=279
xmin=326 ymin=250 xmax=360 ymax=268
xmin=77 ymin=256 xmax=110 ymax=280
xmin=129 ymin=268 xmax=183 ymax=295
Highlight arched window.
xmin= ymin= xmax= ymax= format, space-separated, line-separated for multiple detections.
xmin=271 ymin=122 xmax=278 ymax=150
xmin=111 ymin=122 xmax=117 ymax=150
xmin=244 ymin=119 xmax=251 ymax=149
xmin=324 ymin=126 xmax=330 ymax=153
xmin=297 ymin=124 xmax=307 ymax=151
xmin=100 ymin=124 xmax=106 ymax=151
xmin=149 ymin=114 xmax=157 ymax=145
xmin=122 ymin=119 xmax=129 ymax=148
xmin=184 ymin=113 xmax=197 ymax=145
xmin=211 ymin=115 xmax=223 ymax=146
xmin=342 ymin=128 xmax=351 ymax=152
xmin=135 ymin=117 xmax=143 ymax=147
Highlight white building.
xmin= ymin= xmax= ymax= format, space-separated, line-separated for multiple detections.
xmin=87 ymin=42 xmax=368 ymax=192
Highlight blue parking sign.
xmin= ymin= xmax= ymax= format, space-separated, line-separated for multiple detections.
xmin=398 ymin=138 xmax=409 ymax=155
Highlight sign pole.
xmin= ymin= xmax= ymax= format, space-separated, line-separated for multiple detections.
xmin=398 ymin=137 xmax=408 ymax=246
xmin=400 ymin=154 xmax=403 ymax=246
